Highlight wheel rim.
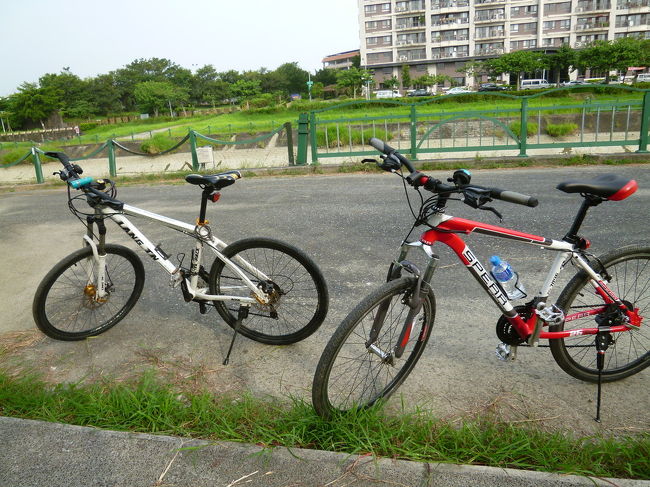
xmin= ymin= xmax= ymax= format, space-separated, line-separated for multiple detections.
xmin=560 ymin=255 xmax=650 ymax=374
xmin=324 ymin=287 xmax=431 ymax=412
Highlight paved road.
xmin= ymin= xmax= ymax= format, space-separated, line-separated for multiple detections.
xmin=1 ymin=166 xmax=648 ymax=436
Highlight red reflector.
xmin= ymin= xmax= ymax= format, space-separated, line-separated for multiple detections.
xmin=584 ymin=238 xmax=591 ymax=249
xmin=210 ymin=192 xmax=221 ymax=202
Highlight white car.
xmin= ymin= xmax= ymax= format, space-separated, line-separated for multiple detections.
xmin=562 ymin=80 xmax=587 ymax=87
xmin=444 ymin=87 xmax=473 ymax=95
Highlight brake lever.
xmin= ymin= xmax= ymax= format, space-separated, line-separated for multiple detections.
xmin=480 ymin=205 xmax=503 ymax=221
xmin=361 ymin=158 xmax=377 ymax=164
xmin=462 ymin=189 xmax=503 ymax=221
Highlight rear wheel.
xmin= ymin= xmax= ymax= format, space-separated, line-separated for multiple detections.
xmin=209 ymin=238 xmax=328 ymax=345
xmin=312 ymin=277 xmax=435 ymax=418
xmin=551 ymin=245 xmax=650 ymax=382
xmin=32 ymin=244 xmax=145 ymax=340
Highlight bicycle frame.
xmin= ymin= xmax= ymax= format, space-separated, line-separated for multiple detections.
xmin=401 ymin=212 xmax=640 ymax=342
xmin=84 ymin=203 xmax=270 ymax=306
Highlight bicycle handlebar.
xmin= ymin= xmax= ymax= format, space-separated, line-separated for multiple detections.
xmin=368 ymin=138 xmax=538 ymax=208
xmin=43 ymin=151 xmax=124 ymax=210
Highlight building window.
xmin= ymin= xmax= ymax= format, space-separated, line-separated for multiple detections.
xmin=364 ymin=3 xmax=391 ymax=15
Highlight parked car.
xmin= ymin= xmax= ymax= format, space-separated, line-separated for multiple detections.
xmin=375 ymin=90 xmax=402 ymax=99
xmin=636 ymin=73 xmax=650 ymax=83
xmin=407 ymin=89 xmax=430 ymax=97
xmin=520 ymin=79 xmax=551 ymax=90
xmin=478 ymin=83 xmax=507 ymax=92
xmin=444 ymin=87 xmax=473 ymax=95
xmin=561 ymin=80 xmax=587 ymax=87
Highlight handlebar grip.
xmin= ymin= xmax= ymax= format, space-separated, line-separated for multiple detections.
xmin=491 ymin=188 xmax=538 ymax=207
xmin=368 ymin=138 xmax=416 ymax=173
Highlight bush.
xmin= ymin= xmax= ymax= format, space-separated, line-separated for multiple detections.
xmin=140 ymin=134 xmax=181 ymax=154
xmin=79 ymin=122 xmax=99 ymax=132
xmin=546 ymin=122 xmax=578 ymax=137
xmin=316 ymin=126 xmax=392 ymax=148
xmin=0 ymin=148 xmax=32 ymax=165
xmin=509 ymin=121 xmax=538 ymax=137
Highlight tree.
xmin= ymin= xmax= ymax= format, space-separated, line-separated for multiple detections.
xmin=547 ymin=44 xmax=577 ymax=85
xmin=484 ymin=50 xmax=548 ymax=89
xmin=192 ymin=65 xmax=231 ymax=106
xmin=574 ymin=39 xmax=642 ymax=83
xmin=264 ymin=62 xmax=309 ymax=95
xmin=230 ymin=79 xmax=262 ymax=101
xmin=401 ymin=65 xmax=412 ymax=90
xmin=133 ymin=81 xmax=188 ymax=117
xmin=313 ymin=68 xmax=338 ymax=86
xmin=39 ymin=68 xmax=89 ymax=116
xmin=8 ymin=82 xmax=60 ymax=128
xmin=87 ymin=74 xmax=122 ymax=115
xmin=414 ymin=74 xmax=450 ymax=90
xmin=336 ymin=68 xmax=373 ymax=98
xmin=383 ymin=76 xmax=399 ymax=90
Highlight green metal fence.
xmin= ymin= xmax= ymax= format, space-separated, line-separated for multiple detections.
xmin=2 ymin=123 xmax=293 ymax=184
xmin=295 ymin=85 xmax=650 ymax=164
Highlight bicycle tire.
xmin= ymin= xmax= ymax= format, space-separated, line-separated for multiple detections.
xmin=551 ymin=244 xmax=650 ymax=382
xmin=209 ymin=237 xmax=328 ymax=345
xmin=312 ymin=277 xmax=435 ymax=418
xmin=33 ymin=244 xmax=145 ymax=341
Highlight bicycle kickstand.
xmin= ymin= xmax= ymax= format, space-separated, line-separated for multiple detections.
xmin=594 ymin=330 xmax=610 ymax=423
xmin=223 ymin=304 xmax=250 ymax=366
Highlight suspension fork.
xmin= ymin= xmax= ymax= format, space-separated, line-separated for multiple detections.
xmin=83 ymin=215 xmax=109 ymax=300
xmin=366 ymin=243 xmax=439 ymax=359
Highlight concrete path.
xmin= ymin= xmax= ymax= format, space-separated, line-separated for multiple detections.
xmin=1 ymin=417 xmax=646 ymax=487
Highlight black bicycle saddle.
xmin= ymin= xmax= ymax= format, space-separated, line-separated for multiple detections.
xmin=185 ymin=171 xmax=242 ymax=190
xmin=557 ymin=174 xmax=638 ymax=201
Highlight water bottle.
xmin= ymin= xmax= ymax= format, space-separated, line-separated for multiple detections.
xmin=490 ymin=256 xmax=526 ymax=300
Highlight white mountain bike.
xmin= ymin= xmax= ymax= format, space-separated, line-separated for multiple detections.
xmin=32 ymin=152 xmax=329 ymax=364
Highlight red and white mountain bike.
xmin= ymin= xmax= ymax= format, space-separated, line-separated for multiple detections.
xmin=312 ymin=138 xmax=647 ymax=421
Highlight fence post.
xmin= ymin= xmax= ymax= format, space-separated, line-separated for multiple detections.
xmin=189 ymin=130 xmax=200 ymax=171
xmin=31 ymin=147 xmax=44 ymax=184
xmin=518 ymin=98 xmax=529 ymax=157
xmin=296 ymin=113 xmax=309 ymax=165
xmin=108 ymin=139 xmax=117 ymax=177
xmin=284 ymin=122 xmax=295 ymax=165
xmin=637 ymin=91 xmax=650 ymax=153
xmin=410 ymin=104 xmax=418 ymax=160
xmin=310 ymin=111 xmax=318 ymax=164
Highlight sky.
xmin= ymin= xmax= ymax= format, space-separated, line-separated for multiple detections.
xmin=1 ymin=0 xmax=361 ymax=96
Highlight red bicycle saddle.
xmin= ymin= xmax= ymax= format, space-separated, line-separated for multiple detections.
xmin=557 ymin=174 xmax=638 ymax=201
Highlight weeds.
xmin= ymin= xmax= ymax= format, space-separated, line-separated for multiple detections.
xmin=0 ymin=369 xmax=647 ymax=479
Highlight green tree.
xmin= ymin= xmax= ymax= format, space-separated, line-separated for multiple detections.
xmin=8 ymin=82 xmax=60 ymax=128
xmin=401 ymin=65 xmax=412 ymax=90
xmin=313 ymin=68 xmax=338 ymax=86
xmin=414 ymin=74 xmax=450 ymax=90
xmin=231 ymin=78 xmax=262 ymax=101
xmin=383 ymin=76 xmax=399 ymax=89
xmin=87 ymin=74 xmax=122 ymax=115
xmin=575 ymin=38 xmax=642 ymax=83
xmin=336 ymin=68 xmax=373 ymax=98
xmin=192 ymin=65 xmax=231 ymax=106
xmin=133 ymin=81 xmax=188 ymax=117
xmin=547 ymin=44 xmax=577 ymax=85
xmin=39 ymin=68 xmax=90 ymax=116
xmin=484 ymin=50 xmax=548 ymax=89
xmin=264 ymin=62 xmax=310 ymax=96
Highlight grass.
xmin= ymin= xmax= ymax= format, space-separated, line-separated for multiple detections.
xmin=0 ymin=368 xmax=647 ymax=479
xmin=546 ymin=122 xmax=579 ymax=137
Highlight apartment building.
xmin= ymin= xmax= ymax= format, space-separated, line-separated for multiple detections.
xmin=358 ymin=0 xmax=650 ymax=88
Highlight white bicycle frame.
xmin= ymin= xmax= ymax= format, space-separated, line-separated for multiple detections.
xmin=83 ymin=203 xmax=270 ymax=305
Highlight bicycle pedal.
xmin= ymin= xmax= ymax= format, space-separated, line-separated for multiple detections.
xmin=495 ymin=342 xmax=517 ymax=361
xmin=198 ymin=301 xmax=208 ymax=314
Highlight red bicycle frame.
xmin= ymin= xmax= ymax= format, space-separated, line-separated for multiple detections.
xmin=417 ymin=213 xmax=642 ymax=342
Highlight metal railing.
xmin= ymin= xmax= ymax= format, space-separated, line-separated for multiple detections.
xmin=294 ymin=85 xmax=650 ymax=164
xmin=2 ymin=124 xmax=294 ymax=184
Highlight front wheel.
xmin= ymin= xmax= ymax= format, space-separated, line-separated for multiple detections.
xmin=551 ymin=245 xmax=650 ymax=382
xmin=312 ymin=277 xmax=435 ymax=418
xmin=33 ymin=244 xmax=145 ymax=340
xmin=209 ymin=237 xmax=328 ymax=345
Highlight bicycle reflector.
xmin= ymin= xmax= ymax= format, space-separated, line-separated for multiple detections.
xmin=209 ymin=191 xmax=221 ymax=203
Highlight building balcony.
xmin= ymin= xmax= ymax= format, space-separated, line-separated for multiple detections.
xmin=616 ymin=0 xmax=650 ymax=8
xmin=396 ymin=22 xmax=427 ymax=30
xmin=432 ymin=34 xmax=470 ymax=42
xmin=475 ymin=31 xmax=505 ymax=39
xmin=396 ymin=38 xmax=426 ymax=46
xmin=576 ymin=2 xmax=612 ymax=12
xmin=474 ymin=0 xmax=506 ymax=6
xmin=475 ymin=47 xmax=505 ymax=56
xmin=576 ymin=21 xmax=610 ymax=30
xmin=432 ymin=17 xmax=470 ymax=26
xmin=475 ymin=13 xmax=506 ymax=23
xmin=431 ymin=51 xmax=470 ymax=59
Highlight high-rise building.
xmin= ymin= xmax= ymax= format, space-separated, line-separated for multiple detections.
xmin=358 ymin=0 xmax=650 ymax=89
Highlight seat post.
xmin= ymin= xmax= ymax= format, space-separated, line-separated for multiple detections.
xmin=563 ymin=195 xmax=602 ymax=243
xmin=198 ymin=189 xmax=210 ymax=225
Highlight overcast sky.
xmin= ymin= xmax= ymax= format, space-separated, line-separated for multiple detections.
xmin=1 ymin=0 xmax=360 ymax=96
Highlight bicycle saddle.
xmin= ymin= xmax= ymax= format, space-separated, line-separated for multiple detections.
xmin=556 ymin=174 xmax=638 ymax=201
xmin=185 ymin=171 xmax=242 ymax=190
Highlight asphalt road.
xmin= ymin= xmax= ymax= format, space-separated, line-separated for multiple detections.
xmin=1 ymin=165 xmax=648 ymax=435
